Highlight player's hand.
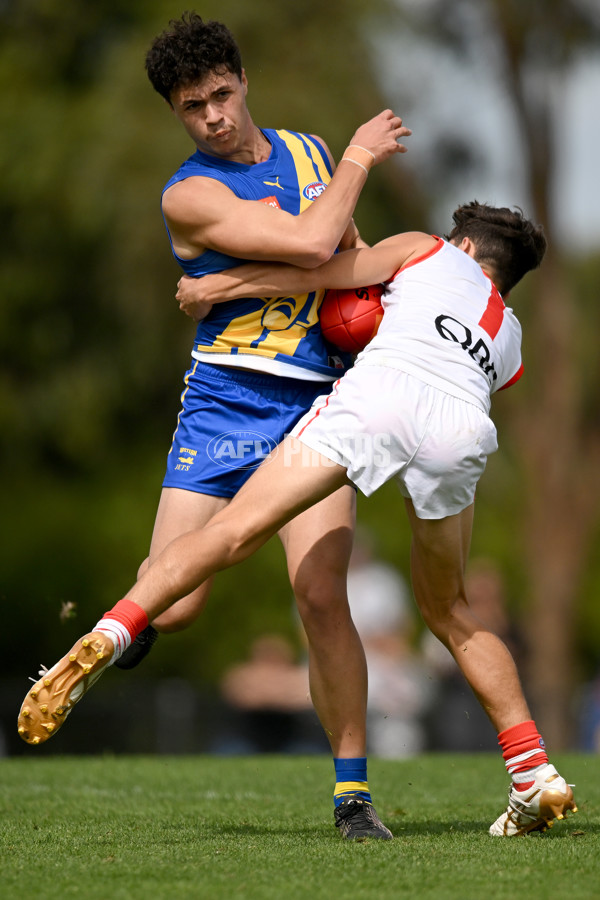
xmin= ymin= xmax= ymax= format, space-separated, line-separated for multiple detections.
xmin=350 ymin=110 xmax=411 ymax=164
xmin=176 ymin=275 xmax=214 ymax=321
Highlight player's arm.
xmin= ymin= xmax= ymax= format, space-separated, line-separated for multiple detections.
xmin=176 ymin=233 xmax=435 ymax=310
xmin=339 ymin=218 xmax=369 ymax=251
xmin=310 ymin=135 xmax=368 ymax=253
xmin=163 ymin=110 xmax=410 ymax=269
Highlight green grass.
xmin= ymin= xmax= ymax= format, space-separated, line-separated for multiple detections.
xmin=0 ymin=754 xmax=597 ymax=900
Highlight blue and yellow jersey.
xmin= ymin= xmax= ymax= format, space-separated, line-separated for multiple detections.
xmin=162 ymin=128 xmax=351 ymax=380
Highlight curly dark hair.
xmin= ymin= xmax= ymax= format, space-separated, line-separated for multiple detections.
xmin=145 ymin=11 xmax=243 ymax=103
xmin=446 ymin=201 xmax=547 ymax=295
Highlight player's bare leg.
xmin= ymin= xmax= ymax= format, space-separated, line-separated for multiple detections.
xmin=116 ymin=439 xmax=350 ymax=618
xmin=404 ymin=499 xmax=576 ymax=835
xmin=278 ymin=486 xmax=368 ymax=759
xmin=405 ymin=500 xmax=530 ymax=730
xmin=279 ymin=488 xmax=390 ymax=838
xmin=114 ymin=488 xmax=228 ymax=669
xmin=145 ymin=488 xmax=229 ymax=631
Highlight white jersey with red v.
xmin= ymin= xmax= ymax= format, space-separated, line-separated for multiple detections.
xmin=360 ymin=238 xmax=522 ymax=416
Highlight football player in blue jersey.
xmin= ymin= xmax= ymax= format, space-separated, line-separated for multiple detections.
xmin=88 ymin=13 xmax=409 ymax=839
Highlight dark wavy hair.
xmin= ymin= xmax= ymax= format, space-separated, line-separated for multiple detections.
xmin=145 ymin=11 xmax=243 ymax=103
xmin=446 ymin=201 xmax=547 ymax=295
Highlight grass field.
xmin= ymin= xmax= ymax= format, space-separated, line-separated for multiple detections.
xmin=1 ymin=753 xmax=597 ymax=900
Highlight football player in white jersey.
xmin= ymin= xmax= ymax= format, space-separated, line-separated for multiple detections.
xmin=19 ymin=202 xmax=576 ymax=837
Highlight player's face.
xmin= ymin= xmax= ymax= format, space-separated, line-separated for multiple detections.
xmin=170 ymin=69 xmax=252 ymax=159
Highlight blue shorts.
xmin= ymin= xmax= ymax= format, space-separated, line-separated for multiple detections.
xmin=162 ymin=360 xmax=333 ymax=498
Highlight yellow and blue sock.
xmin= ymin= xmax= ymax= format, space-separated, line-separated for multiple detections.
xmin=333 ymin=757 xmax=371 ymax=807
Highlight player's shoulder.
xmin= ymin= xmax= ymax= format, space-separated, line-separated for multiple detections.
xmin=378 ymin=231 xmax=433 ymax=248
xmin=382 ymin=232 xmax=440 ymax=266
xmin=307 ymin=132 xmax=334 ymax=166
xmin=307 ymin=132 xmax=328 ymax=147
xmin=162 ymin=175 xmax=232 ymax=223
xmin=268 ymin=127 xmax=333 ymax=170
xmin=269 ymin=126 xmax=327 ymax=147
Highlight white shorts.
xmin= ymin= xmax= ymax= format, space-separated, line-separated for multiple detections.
xmin=290 ymin=365 xmax=498 ymax=519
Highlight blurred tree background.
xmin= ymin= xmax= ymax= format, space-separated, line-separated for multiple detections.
xmin=1 ymin=0 xmax=599 ymax=753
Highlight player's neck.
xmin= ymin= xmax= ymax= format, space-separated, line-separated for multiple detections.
xmin=218 ymin=124 xmax=271 ymax=166
xmin=248 ymin=125 xmax=272 ymax=164
xmin=480 ymin=263 xmax=501 ymax=293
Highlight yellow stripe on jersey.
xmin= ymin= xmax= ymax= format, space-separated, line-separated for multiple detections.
xmin=274 ymin=130 xmax=332 ymax=212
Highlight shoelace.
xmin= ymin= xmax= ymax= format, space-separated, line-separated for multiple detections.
xmin=336 ymin=800 xmax=373 ymax=824
xmin=28 ymin=664 xmax=48 ymax=684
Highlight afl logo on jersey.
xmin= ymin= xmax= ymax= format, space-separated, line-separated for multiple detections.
xmin=303 ymin=181 xmax=327 ymax=201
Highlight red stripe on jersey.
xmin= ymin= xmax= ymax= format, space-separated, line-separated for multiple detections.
xmin=296 ymin=379 xmax=341 ymax=436
xmin=498 ymin=362 xmax=524 ymax=391
xmin=478 ymin=283 xmax=505 ymax=339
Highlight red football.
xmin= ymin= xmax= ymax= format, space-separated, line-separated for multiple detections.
xmin=319 ymin=284 xmax=384 ymax=353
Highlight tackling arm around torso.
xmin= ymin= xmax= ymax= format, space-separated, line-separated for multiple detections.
xmin=175 ymin=232 xmax=436 ymax=314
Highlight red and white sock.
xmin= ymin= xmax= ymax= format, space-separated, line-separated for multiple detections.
xmin=498 ymin=720 xmax=549 ymax=792
xmin=93 ymin=598 xmax=149 ymax=663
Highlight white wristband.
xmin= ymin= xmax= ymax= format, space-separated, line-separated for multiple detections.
xmin=347 ymin=144 xmax=376 ymax=162
xmin=340 ymin=156 xmax=369 ymax=176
